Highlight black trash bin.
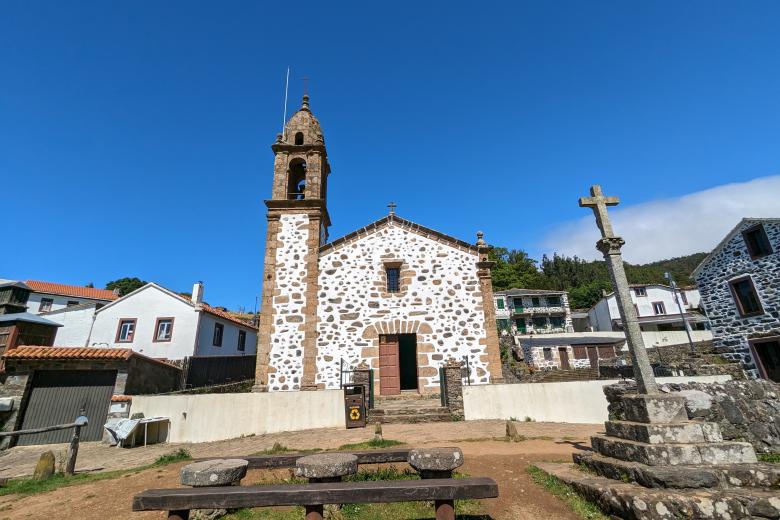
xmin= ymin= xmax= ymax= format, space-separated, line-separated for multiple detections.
xmin=343 ymin=384 xmax=366 ymax=428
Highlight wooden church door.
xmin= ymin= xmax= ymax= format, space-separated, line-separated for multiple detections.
xmin=379 ymin=334 xmax=401 ymax=395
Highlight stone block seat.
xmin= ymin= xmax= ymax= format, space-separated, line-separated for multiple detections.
xmin=408 ymin=447 xmax=464 ymax=479
xmin=295 ymin=453 xmax=358 ymax=483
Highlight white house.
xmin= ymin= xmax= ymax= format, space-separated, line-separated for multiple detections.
xmin=44 ymin=282 xmax=257 ymax=360
xmin=24 ymin=280 xmax=119 ymax=314
xmin=587 ymin=284 xmax=712 ymax=347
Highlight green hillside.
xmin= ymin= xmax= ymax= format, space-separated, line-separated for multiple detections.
xmin=489 ymin=249 xmax=708 ymax=309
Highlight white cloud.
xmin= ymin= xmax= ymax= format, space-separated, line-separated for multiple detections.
xmin=539 ymin=176 xmax=780 ymax=263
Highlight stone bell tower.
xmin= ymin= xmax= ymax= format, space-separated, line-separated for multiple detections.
xmin=254 ymin=95 xmax=331 ymax=392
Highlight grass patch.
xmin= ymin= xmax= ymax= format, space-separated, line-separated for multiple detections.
xmin=252 ymin=443 xmax=323 ymax=456
xmin=0 ymin=449 xmax=192 ymax=498
xmin=337 ymin=438 xmax=405 ymax=450
xmin=528 ymin=465 xmax=609 ymax=520
xmin=153 ymin=448 xmax=192 ymax=466
xmin=758 ymin=452 xmax=780 ymax=463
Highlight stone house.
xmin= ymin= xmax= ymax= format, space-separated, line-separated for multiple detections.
xmin=494 ymin=289 xmax=573 ymax=335
xmin=254 ymin=96 xmax=503 ymax=394
xmin=693 ymin=218 xmax=780 ymax=381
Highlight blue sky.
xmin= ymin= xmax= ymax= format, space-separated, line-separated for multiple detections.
xmin=3 ymin=1 xmax=780 ymax=311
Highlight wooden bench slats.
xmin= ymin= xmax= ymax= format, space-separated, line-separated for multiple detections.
xmin=196 ymin=448 xmax=412 ymax=469
xmin=132 ymin=477 xmax=498 ymax=511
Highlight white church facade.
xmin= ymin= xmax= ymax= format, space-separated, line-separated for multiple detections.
xmin=255 ymin=95 xmax=503 ymax=393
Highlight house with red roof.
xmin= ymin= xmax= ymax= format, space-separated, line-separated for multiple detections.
xmin=44 ymin=282 xmax=257 ymax=360
xmin=25 ymin=280 xmax=119 ymax=314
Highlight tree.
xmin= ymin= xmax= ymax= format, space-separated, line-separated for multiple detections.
xmin=105 ymin=277 xmax=147 ymax=296
xmin=489 ymin=247 xmax=544 ymax=291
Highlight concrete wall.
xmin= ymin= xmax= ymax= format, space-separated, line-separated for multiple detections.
xmin=642 ymin=329 xmax=713 ymax=348
xmin=44 ymin=305 xmax=97 ymax=346
xmin=462 ymin=375 xmax=732 ymax=424
xmin=130 ymin=390 xmax=344 ymax=443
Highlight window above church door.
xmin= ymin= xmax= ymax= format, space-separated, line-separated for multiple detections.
xmin=386 ymin=267 xmax=401 ymax=293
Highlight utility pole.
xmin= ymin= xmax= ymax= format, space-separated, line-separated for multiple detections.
xmin=665 ymin=272 xmax=696 ymax=355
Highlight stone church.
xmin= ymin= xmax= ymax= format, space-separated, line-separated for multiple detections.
xmin=254 ymin=95 xmax=502 ymax=393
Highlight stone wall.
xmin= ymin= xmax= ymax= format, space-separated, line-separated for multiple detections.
xmin=695 ymin=220 xmax=780 ymax=378
xmin=266 ymin=213 xmax=311 ymax=391
xmin=604 ymin=379 xmax=780 ymax=453
xmin=443 ymin=360 xmax=464 ymax=417
xmin=524 ymin=344 xmax=592 ymax=370
xmin=316 ymin=220 xmax=492 ymax=392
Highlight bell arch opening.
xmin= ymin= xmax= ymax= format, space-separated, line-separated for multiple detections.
xmin=287 ymin=159 xmax=307 ymax=200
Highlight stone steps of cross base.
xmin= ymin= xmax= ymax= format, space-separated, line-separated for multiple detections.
xmin=590 ymin=434 xmax=758 ymax=466
xmin=574 ymin=450 xmax=780 ymax=490
xmin=536 ymin=461 xmax=780 ymax=520
xmin=605 ymin=419 xmax=723 ymax=444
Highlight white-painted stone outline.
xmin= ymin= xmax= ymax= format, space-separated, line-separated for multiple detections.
xmin=268 ymin=213 xmax=310 ymax=391
xmin=315 ymin=221 xmax=490 ymax=390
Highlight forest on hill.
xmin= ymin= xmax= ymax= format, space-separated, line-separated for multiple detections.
xmin=489 ymin=248 xmax=708 ymax=310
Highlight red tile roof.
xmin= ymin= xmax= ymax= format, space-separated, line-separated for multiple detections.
xmin=25 ymin=280 xmax=119 ymax=301
xmin=4 ymin=346 xmax=133 ymax=360
xmin=201 ymin=304 xmax=258 ymax=330
xmin=111 ymin=395 xmax=132 ymax=402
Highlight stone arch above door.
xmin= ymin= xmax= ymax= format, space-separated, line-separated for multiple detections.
xmin=361 ymin=320 xmax=433 ymax=339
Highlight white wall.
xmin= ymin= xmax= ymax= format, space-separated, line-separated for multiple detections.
xmin=45 ymin=305 xmax=97 ymax=346
xmin=27 ymin=292 xmax=107 ymax=314
xmin=130 ymin=390 xmax=344 ymax=443
xmin=463 ymin=375 xmax=732 ymax=424
xmin=196 ymin=312 xmax=257 ymax=357
xmin=90 ymin=285 xmax=200 ymax=359
xmin=642 ymin=329 xmax=713 ymax=348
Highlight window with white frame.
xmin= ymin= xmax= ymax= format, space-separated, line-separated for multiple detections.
xmin=117 ymin=319 xmax=136 ymax=342
xmin=154 ymin=318 xmax=174 ymax=342
xmin=652 ymin=302 xmax=666 ymax=315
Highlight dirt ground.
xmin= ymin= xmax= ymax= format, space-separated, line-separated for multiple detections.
xmin=0 ymin=420 xmax=601 ymax=520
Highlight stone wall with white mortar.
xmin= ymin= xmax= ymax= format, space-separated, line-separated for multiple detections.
xmin=267 ymin=213 xmax=310 ymax=391
xmin=524 ymin=344 xmax=592 ymax=370
xmin=316 ymin=221 xmax=491 ymax=391
xmin=695 ymin=220 xmax=780 ymax=378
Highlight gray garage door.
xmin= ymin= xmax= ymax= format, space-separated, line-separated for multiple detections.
xmin=18 ymin=370 xmax=116 ymax=445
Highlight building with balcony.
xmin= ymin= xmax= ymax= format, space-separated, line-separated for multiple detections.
xmin=494 ymin=289 xmax=574 ymax=335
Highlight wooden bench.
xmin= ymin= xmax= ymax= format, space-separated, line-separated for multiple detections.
xmin=194 ymin=448 xmax=411 ymax=469
xmin=133 ymin=476 xmax=498 ymax=520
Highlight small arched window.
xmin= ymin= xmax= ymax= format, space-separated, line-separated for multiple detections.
xmin=294 ymin=132 xmax=304 ymax=145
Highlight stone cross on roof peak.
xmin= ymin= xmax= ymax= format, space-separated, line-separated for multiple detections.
xmin=579 ymin=184 xmax=620 ymax=238
xmin=387 ymin=202 xmax=397 ymax=216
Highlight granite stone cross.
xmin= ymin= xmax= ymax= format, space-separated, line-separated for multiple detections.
xmin=579 ymin=185 xmax=658 ymax=394
xmin=387 ymin=201 xmax=397 ymax=215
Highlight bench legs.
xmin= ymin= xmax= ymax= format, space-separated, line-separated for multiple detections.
xmin=305 ymin=504 xmax=324 ymax=520
xmin=435 ymin=500 xmax=455 ymax=520
xmin=168 ymin=511 xmax=189 ymax=520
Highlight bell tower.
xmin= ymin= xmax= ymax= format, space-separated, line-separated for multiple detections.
xmin=255 ymin=95 xmax=331 ymax=392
